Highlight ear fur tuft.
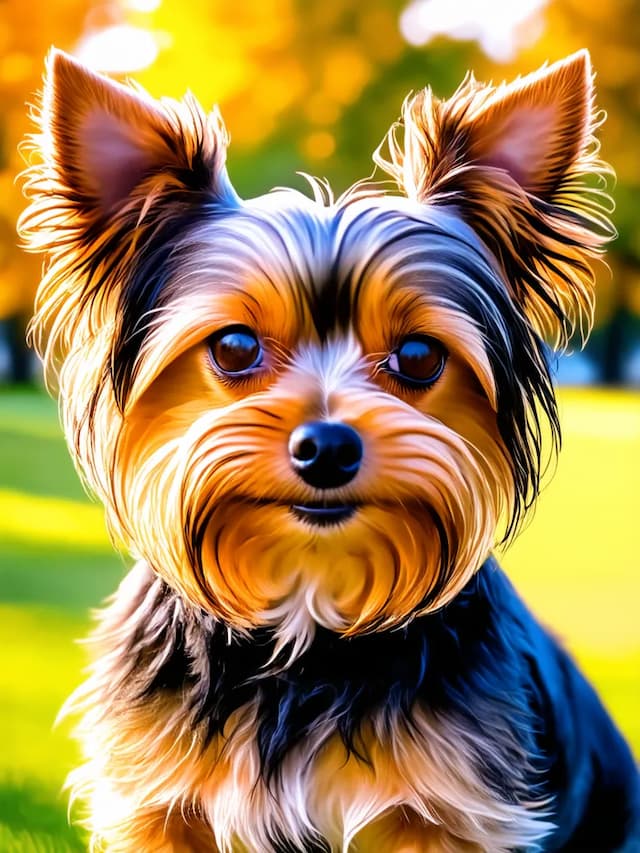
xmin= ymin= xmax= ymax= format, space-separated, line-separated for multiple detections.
xmin=375 ymin=50 xmax=615 ymax=348
xmin=20 ymin=48 xmax=234 ymax=230
xmin=18 ymin=49 xmax=235 ymax=392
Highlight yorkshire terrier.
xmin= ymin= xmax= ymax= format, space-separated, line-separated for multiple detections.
xmin=20 ymin=48 xmax=640 ymax=851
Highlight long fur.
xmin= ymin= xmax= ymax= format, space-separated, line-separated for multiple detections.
xmin=19 ymin=49 xmax=640 ymax=851
xmin=374 ymin=54 xmax=615 ymax=349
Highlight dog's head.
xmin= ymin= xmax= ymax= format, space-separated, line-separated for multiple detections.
xmin=20 ymin=50 xmax=612 ymax=649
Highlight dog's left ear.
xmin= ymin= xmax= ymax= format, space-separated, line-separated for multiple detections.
xmin=376 ymin=50 xmax=615 ymax=346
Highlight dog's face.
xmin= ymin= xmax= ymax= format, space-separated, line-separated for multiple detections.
xmin=21 ymin=50 xmax=611 ymax=647
xmin=111 ymin=197 xmax=515 ymax=645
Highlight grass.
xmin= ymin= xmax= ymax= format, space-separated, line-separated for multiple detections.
xmin=1 ymin=388 xmax=125 ymax=851
xmin=1 ymin=384 xmax=639 ymax=849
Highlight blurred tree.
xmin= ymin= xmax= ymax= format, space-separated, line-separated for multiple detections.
xmin=135 ymin=0 xmax=422 ymax=195
xmin=0 ymin=0 xmax=90 ymax=379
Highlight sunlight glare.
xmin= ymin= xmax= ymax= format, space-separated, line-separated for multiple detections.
xmin=399 ymin=0 xmax=548 ymax=62
xmin=125 ymin=0 xmax=162 ymax=10
xmin=75 ymin=24 xmax=159 ymax=73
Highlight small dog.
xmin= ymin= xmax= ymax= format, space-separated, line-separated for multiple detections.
xmin=20 ymin=48 xmax=639 ymax=851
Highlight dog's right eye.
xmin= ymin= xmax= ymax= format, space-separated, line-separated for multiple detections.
xmin=208 ymin=325 xmax=262 ymax=375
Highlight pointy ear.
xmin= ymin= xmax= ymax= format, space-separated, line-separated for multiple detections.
xmin=19 ymin=49 xmax=236 ymax=397
xmin=376 ymin=50 xmax=615 ymax=347
xmin=457 ymin=50 xmax=594 ymax=199
xmin=29 ymin=48 xmax=234 ymax=215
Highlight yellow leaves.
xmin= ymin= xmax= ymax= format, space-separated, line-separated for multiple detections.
xmin=322 ymin=41 xmax=372 ymax=105
xmin=302 ymin=130 xmax=336 ymax=161
xmin=0 ymin=51 xmax=34 ymax=86
xmin=304 ymin=93 xmax=342 ymax=126
xmin=138 ymin=0 xmax=297 ymax=101
xmin=129 ymin=0 xmax=305 ymax=149
xmin=356 ymin=7 xmax=405 ymax=63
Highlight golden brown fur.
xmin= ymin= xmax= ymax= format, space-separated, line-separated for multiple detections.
xmin=19 ymin=49 xmax=616 ymax=851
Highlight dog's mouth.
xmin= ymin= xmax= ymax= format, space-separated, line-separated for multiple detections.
xmin=290 ymin=502 xmax=357 ymax=526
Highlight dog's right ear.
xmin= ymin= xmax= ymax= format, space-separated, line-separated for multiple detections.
xmin=22 ymin=48 xmax=234 ymax=223
xmin=20 ymin=50 xmax=236 ymax=397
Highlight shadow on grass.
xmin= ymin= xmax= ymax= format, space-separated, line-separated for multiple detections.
xmin=0 ymin=779 xmax=84 ymax=852
xmin=0 ymin=540 xmax=125 ymax=613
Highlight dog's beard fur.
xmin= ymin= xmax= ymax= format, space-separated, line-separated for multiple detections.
xmin=19 ymin=50 xmax=612 ymax=653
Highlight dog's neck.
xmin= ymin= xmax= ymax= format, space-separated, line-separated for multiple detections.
xmin=100 ymin=557 xmax=542 ymax=789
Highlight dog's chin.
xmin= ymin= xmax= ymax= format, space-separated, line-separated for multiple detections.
xmin=179 ymin=497 xmax=489 ymax=641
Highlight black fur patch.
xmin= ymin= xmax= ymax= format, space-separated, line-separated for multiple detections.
xmin=109 ymin=201 xmax=214 ymax=410
xmin=114 ymin=561 xmax=542 ymax=789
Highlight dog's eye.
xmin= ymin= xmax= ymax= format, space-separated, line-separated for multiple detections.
xmin=208 ymin=325 xmax=262 ymax=374
xmin=385 ymin=335 xmax=447 ymax=387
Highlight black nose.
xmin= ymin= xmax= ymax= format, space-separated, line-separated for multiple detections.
xmin=289 ymin=421 xmax=363 ymax=489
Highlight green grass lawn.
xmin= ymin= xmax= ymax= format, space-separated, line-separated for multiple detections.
xmin=1 ymin=385 xmax=639 ymax=850
xmin=1 ymin=388 xmax=125 ymax=852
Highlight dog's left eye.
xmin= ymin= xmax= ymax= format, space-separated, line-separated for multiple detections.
xmin=208 ymin=325 xmax=263 ymax=375
xmin=385 ymin=334 xmax=447 ymax=387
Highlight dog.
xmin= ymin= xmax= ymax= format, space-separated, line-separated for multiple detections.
xmin=20 ymin=47 xmax=640 ymax=851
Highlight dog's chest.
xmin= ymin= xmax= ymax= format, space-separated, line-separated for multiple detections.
xmin=195 ymin=703 xmax=549 ymax=853
xmin=80 ymin=566 xmax=553 ymax=850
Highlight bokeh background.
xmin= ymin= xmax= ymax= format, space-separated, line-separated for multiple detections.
xmin=0 ymin=0 xmax=639 ymax=849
